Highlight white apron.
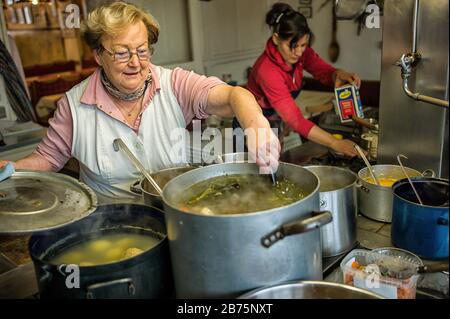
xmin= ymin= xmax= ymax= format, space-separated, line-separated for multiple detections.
xmin=67 ymin=66 xmax=188 ymax=204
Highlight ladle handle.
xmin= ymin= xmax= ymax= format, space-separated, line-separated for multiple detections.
xmin=353 ymin=144 xmax=380 ymax=186
xmin=351 ymin=115 xmax=378 ymax=131
xmin=113 ymin=138 xmax=163 ymax=195
xmin=397 ymin=154 xmax=423 ymax=205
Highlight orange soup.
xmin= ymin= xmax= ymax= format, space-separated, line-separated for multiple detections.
xmin=364 ymin=177 xmax=398 ymax=187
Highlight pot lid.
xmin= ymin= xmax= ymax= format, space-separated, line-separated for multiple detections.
xmin=0 ymin=171 xmax=97 ymax=235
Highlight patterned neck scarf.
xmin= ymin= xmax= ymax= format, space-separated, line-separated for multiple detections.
xmin=101 ymin=69 xmax=152 ymax=101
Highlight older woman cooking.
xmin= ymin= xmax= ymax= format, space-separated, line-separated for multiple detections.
xmin=0 ymin=2 xmax=279 ymax=203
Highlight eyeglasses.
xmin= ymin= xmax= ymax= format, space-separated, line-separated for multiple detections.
xmin=100 ymin=44 xmax=150 ymax=63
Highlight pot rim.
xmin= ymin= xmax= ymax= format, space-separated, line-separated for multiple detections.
xmin=357 ymin=164 xmax=422 ymax=190
xmin=304 ymin=165 xmax=358 ymax=193
xmin=140 ymin=165 xmax=200 ymax=197
xmin=29 ymin=204 xmax=169 ymax=272
xmin=30 ymin=234 xmax=169 ymax=273
xmin=161 ymin=161 xmax=320 ymax=218
xmin=392 ymin=177 xmax=449 ymax=209
xmin=237 ymin=280 xmax=384 ymax=299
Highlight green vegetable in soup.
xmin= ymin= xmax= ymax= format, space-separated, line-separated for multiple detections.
xmin=177 ymin=174 xmax=306 ymax=215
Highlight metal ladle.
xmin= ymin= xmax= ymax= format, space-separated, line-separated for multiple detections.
xmin=397 ymin=154 xmax=423 ymax=205
xmin=353 ymin=144 xmax=380 ymax=186
xmin=113 ymin=138 xmax=163 ymax=196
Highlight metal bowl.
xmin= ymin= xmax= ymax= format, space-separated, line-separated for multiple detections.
xmin=372 ymin=247 xmax=424 ymax=267
xmin=238 ymin=281 xmax=384 ymax=299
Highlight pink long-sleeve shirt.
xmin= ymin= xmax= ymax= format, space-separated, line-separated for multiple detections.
xmin=35 ymin=65 xmax=224 ymax=171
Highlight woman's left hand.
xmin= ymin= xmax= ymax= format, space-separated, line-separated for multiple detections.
xmin=330 ymin=139 xmax=359 ymax=157
xmin=334 ymin=69 xmax=361 ymax=88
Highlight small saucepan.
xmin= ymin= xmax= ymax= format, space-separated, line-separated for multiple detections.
xmin=131 ymin=166 xmax=199 ymax=209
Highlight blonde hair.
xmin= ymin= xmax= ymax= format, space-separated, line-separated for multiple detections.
xmin=81 ymin=2 xmax=160 ymax=51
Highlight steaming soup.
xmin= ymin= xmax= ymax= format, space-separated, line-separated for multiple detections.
xmin=50 ymin=232 xmax=161 ymax=266
xmin=177 ymin=174 xmax=306 ymax=215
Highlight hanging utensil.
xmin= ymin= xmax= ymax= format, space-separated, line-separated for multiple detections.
xmin=353 ymin=144 xmax=380 ymax=186
xmin=335 ymin=0 xmax=369 ymax=20
xmin=113 ymin=138 xmax=162 ymax=196
xmin=328 ymin=5 xmax=340 ymax=62
xmin=396 ymin=154 xmax=423 ymax=205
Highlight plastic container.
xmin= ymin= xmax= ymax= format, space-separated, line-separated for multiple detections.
xmin=340 ymin=249 xmax=419 ymax=299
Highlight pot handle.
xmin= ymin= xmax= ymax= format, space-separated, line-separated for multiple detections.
xmin=86 ymin=278 xmax=135 ymax=299
xmin=418 ymin=262 xmax=449 ymax=274
xmin=422 ymin=169 xmax=436 ymax=178
xmin=261 ymin=211 xmax=333 ymax=248
xmin=130 ymin=180 xmax=143 ymax=195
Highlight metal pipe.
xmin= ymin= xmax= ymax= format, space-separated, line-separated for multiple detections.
xmin=394 ymin=1 xmax=450 ymax=109
xmin=412 ymin=0 xmax=419 ymax=54
xmin=402 ymin=77 xmax=449 ymax=108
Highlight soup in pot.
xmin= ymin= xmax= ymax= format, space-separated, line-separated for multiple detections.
xmin=176 ymin=174 xmax=306 ymax=215
xmin=50 ymin=232 xmax=161 ymax=266
xmin=364 ymin=177 xmax=398 ymax=187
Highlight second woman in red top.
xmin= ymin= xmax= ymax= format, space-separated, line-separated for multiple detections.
xmin=246 ymin=2 xmax=362 ymax=157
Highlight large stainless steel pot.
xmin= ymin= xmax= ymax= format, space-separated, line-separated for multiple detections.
xmin=238 ymin=280 xmax=383 ymax=299
xmin=305 ymin=166 xmax=357 ymax=257
xmin=357 ymin=165 xmax=426 ymax=222
xmin=131 ymin=166 xmax=198 ymax=209
xmin=162 ymin=162 xmax=332 ymax=298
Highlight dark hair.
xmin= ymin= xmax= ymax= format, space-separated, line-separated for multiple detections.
xmin=266 ymin=2 xmax=312 ymax=49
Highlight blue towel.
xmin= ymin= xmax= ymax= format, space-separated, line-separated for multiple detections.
xmin=0 ymin=162 xmax=14 ymax=182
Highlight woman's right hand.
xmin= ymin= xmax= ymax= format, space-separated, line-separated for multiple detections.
xmin=247 ymin=127 xmax=280 ymax=174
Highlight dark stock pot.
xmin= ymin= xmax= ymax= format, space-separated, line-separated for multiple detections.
xmin=161 ymin=162 xmax=332 ymax=298
xmin=29 ymin=204 xmax=174 ymax=299
xmin=391 ymin=177 xmax=449 ymax=260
